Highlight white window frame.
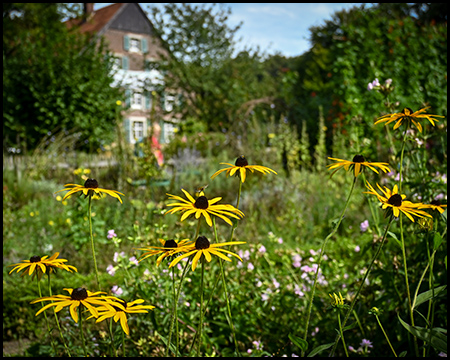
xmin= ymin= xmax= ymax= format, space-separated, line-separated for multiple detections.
xmin=129 ymin=117 xmax=147 ymax=144
xmin=129 ymin=38 xmax=141 ymax=53
xmin=131 ymin=92 xmax=143 ymax=110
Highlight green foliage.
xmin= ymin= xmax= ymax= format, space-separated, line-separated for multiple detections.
xmin=3 ymin=3 xmax=122 ymax=153
xmin=147 ymin=3 xmax=277 ymax=136
xmin=288 ymin=3 xmax=447 ymax=159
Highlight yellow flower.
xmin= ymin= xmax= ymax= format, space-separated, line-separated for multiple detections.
xmin=135 ymin=238 xmax=193 ymax=266
xmin=48 ymin=221 xmax=55 ymax=226
xmin=168 ymin=236 xmax=246 ymax=271
xmin=327 ymin=155 xmax=391 ymax=177
xmin=56 ymin=179 xmax=124 ymax=204
xmin=165 ymin=189 xmax=244 ymax=226
xmin=89 ymin=298 xmax=155 ymax=335
xmin=8 ymin=252 xmax=77 ymax=278
xmin=364 ymin=182 xmax=432 ymax=222
xmin=30 ymin=288 xmax=115 ymax=323
xmin=329 ymin=292 xmax=345 ymax=307
xmin=210 ymin=155 xmax=277 ymax=183
xmin=418 ymin=200 xmax=447 ymax=214
xmin=374 ymin=107 xmax=444 ymax=133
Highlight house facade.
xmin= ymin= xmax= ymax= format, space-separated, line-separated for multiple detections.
xmin=66 ymin=3 xmax=176 ymax=145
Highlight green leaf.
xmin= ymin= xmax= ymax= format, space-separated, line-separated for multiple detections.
xmin=397 ymin=315 xmax=447 ymax=353
xmin=413 ymin=285 xmax=447 ymax=310
xmin=307 ymin=342 xmax=334 ymax=357
xmin=387 ymin=231 xmax=402 ymax=248
xmin=288 ymin=333 xmax=308 ymax=352
xmin=433 ymin=232 xmax=443 ymax=251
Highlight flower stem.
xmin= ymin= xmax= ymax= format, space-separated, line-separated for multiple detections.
xmin=122 ymin=326 xmax=126 ymax=357
xmin=47 ymin=272 xmax=71 ymax=357
xmin=329 ymin=214 xmax=394 ymax=357
xmin=301 ymin=176 xmax=357 ymax=355
xmin=88 ymin=196 xmax=101 ymax=290
xmin=375 ymin=314 xmax=397 ymax=357
xmin=337 ymin=311 xmax=349 ymax=357
xmin=37 ymin=276 xmax=58 ymax=355
xmin=79 ymin=306 xmax=88 ymax=357
xmin=213 ymin=217 xmax=240 ymax=356
xmin=399 ymin=214 xmax=419 ymax=356
xmin=166 ymin=256 xmax=190 ymax=356
xmin=108 ymin=318 xmax=118 ymax=356
xmin=196 ymin=257 xmax=206 ymax=357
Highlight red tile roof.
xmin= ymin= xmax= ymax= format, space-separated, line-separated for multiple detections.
xmin=65 ymin=3 xmax=125 ymax=34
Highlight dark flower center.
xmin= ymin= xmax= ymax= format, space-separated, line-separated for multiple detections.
xmin=194 ymin=196 xmax=209 ymax=209
xmin=71 ymin=287 xmax=88 ymax=300
xmin=195 ymin=236 xmax=210 ymax=250
xmin=388 ymin=194 xmax=403 ymax=207
xmin=84 ymin=179 xmax=99 ymax=189
xmin=164 ymin=239 xmax=178 ymax=248
xmin=30 ymin=255 xmax=41 ymax=263
xmin=402 ymin=108 xmax=413 ymax=116
xmin=235 ymin=155 xmax=248 ymax=167
xmin=430 ymin=200 xmax=441 ymax=206
xmin=352 ymin=154 xmax=365 ymax=163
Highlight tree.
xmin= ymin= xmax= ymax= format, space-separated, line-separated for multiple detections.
xmin=3 ymin=3 xmax=122 ymax=153
xmin=145 ymin=3 xmax=276 ymax=136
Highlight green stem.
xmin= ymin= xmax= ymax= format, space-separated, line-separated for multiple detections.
xmin=329 ymin=214 xmax=394 ymax=357
xmin=122 ymin=326 xmax=126 ymax=357
xmin=301 ymin=176 xmax=357 ymax=355
xmin=165 ymin=255 xmax=190 ymax=356
xmin=109 ymin=317 xmax=118 ymax=357
xmin=37 ymin=275 xmax=57 ymax=355
xmin=337 ymin=311 xmax=349 ymax=357
xmin=399 ymin=214 xmax=419 ymax=356
xmin=88 ymin=196 xmax=101 ymax=290
xmin=47 ymin=272 xmax=71 ymax=357
xmin=79 ymin=305 xmax=88 ymax=357
xmin=213 ymin=217 xmax=240 ymax=356
xmin=196 ymin=257 xmax=205 ymax=357
xmin=375 ymin=314 xmax=397 ymax=357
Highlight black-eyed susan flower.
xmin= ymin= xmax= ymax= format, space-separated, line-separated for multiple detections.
xmin=30 ymin=287 xmax=115 ymax=323
xmin=329 ymin=292 xmax=346 ymax=308
xmin=327 ymin=155 xmax=391 ymax=177
xmin=168 ymin=236 xmax=246 ymax=271
xmin=418 ymin=200 xmax=447 ymax=214
xmin=8 ymin=252 xmax=77 ymax=278
xmin=89 ymin=298 xmax=155 ymax=335
xmin=210 ymin=155 xmax=277 ymax=183
xmin=364 ymin=182 xmax=432 ymax=222
xmin=165 ymin=189 xmax=244 ymax=226
xmin=55 ymin=178 xmax=124 ymax=204
xmin=135 ymin=238 xmax=193 ymax=266
xmin=374 ymin=107 xmax=444 ymax=133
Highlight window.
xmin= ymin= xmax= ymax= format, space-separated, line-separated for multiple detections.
xmin=131 ymin=92 xmax=143 ymax=110
xmin=129 ymin=38 xmax=141 ymax=52
xmin=132 ymin=120 xmax=145 ymax=141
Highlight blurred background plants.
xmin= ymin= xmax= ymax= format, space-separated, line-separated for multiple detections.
xmin=3 ymin=2 xmax=447 ymax=357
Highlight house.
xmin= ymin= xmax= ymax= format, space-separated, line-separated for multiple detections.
xmin=66 ymin=3 xmax=177 ymax=145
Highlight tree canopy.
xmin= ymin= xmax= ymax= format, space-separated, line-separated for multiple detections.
xmin=3 ymin=3 xmax=122 ymax=153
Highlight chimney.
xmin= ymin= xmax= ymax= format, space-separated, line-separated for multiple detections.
xmin=83 ymin=3 xmax=94 ymax=19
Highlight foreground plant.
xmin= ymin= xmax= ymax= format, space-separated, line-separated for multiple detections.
xmin=374 ymin=106 xmax=444 ymax=133
xmin=301 ymin=154 xmax=386 ymax=355
xmin=90 ymin=298 xmax=155 ymax=356
xmin=31 ymin=287 xmax=115 ymax=356
xmin=169 ymin=235 xmax=245 ymax=356
xmin=329 ymin=292 xmax=349 ymax=357
xmin=56 ymin=178 xmax=124 ymax=290
xmin=9 ymin=253 xmax=77 ymax=356
xmin=165 ymin=188 xmax=244 ymax=226
xmin=329 ymin=181 xmax=432 ymax=356
xmin=210 ymin=155 xmax=277 ymax=183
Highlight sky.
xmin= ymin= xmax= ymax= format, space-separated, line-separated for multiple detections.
xmin=96 ymin=3 xmax=364 ymax=57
